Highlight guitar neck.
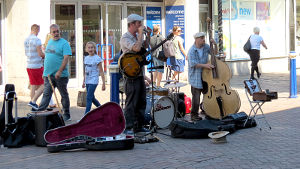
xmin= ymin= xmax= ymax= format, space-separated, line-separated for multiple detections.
xmin=143 ymin=33 xmax=174 ymax=57
xmin=144 ymin=38 xmax=169 ymax=56
xmin=207 ymin=17 xmax=218 ymax=78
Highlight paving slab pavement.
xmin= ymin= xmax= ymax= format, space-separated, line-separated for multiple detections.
xmin=0 ymin=72 xmax=300 ymax=169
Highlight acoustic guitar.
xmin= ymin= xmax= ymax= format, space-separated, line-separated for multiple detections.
xmin=119 ymin=33 xmax=174 ymax=78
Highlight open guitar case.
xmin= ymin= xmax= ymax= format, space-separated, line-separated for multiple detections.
xmin=44 ymin=102 xmax=134 ymax=153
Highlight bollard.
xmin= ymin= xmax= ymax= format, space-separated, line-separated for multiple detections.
xmin=289 ymin=51 xmax=297 ymax=98
xmin=109 ymin=62 xmax=120 ymax=103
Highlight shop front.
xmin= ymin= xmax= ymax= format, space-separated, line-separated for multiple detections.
xmin=214 ymin=0 xmax=289 ymax=75
xmin=51 ymin=1 xmax=163 ymax=87
xmin=6 ymin=0 xmax=296 ymax=94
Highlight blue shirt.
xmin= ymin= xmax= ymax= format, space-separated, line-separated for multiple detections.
xmin=188 ymin=44 xmax=210 ymax=89
xmin=43 ymin=38 xmax=72 ymax=77
xmin=250 ymin=34 xmax=263 ymax=50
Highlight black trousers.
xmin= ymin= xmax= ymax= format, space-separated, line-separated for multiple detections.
xmin=249 ymin=49 xmax=260 ymax=77
xmin=124 ymin=76 xmax=146 ymax=130
xmin=249 ymin=49 xmax=260 ymax=67
xmin=190 ymin=86 xmax=203 ymax=118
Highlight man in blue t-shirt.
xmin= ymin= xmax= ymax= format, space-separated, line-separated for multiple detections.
xmin=33 ymin=24 xmax=72 ymax=121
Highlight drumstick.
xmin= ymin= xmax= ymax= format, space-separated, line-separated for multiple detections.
xmin=153 ymin=135 xmax=164 ymax=143
xmin=47 ymin=75 xmax=63 ymax=114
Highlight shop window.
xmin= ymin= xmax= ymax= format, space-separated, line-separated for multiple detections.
xmin=55 ymin=5 xmax=76 ymax=79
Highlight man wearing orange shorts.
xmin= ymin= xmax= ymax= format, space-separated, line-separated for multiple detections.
xmin=24 ymin=24 xmax=45 ymax=109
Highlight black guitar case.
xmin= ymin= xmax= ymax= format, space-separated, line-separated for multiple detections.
xmin=169 ymin=119 xmax=227 ymax=139
xmin=170 ymin=112 xmax=256 ymax=139
xmin=44 ymin=102 xmax=134 ymax=153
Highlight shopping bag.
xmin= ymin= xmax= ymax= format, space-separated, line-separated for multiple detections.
xmin=243 ymin=36 xmax=251 ymax=53
xmin=77 ymin=90 xmax=87 ymax=107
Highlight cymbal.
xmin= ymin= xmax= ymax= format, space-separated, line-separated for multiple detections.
xmin=161 ymin=79 xmax=178 ymax=83
xmin=164 ymin=82 xmax=187 ymax=88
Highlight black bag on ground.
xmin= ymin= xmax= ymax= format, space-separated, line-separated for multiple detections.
xmin=169 ymin=119 xmax=227 ymax=139
xmin=0 ymin=84 xmax=35 ymax=148
xmin=2 ymin=117 xmax=35 ymax=148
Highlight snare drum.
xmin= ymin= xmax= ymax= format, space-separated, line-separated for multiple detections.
xmin=145 ymin=95 xmax=175 ymax=128
xmin=150 ymin=88 xmax=169 ymax=96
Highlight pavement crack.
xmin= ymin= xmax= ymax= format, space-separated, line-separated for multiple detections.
xmin=193 ymin=155 xmax=224 ymax=163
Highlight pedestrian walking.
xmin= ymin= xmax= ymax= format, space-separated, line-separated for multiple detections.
xmin=82 ymin=41 xmax=106 ymax=114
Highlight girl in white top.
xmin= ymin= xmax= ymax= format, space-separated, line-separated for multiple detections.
xmin=82 ymin=41 xmax=106 ymax=114
xmin=249 ymin=27 xmax=267 ymax=79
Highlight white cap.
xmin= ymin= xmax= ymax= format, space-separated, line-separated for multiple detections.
xmin=194 ymin=32 xmax=206 ymax=39
xmin=127 ymin=14 xmax=144 ymax=23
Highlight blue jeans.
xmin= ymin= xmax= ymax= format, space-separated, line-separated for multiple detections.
xmin=85 ymin=84 xmax=101 ymax=114
xmin=38 ymin=76 xmax=70 ymax=115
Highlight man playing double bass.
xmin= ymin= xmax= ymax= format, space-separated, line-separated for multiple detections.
xmin=187 ymin=32 xmax=218 ymax=122
xmin=120 ymin=14 xmax=152 ymax=134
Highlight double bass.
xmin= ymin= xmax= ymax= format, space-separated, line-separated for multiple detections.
xmin=202 ymin=18 xmax=241 ymax=119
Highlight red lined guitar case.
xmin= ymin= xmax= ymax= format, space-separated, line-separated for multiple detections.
xmin=44 ymin=102 xmax=134 ymax=153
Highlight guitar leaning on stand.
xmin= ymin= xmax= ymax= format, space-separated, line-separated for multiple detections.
xmin=118 ymin=33 xmax=174 ymax=78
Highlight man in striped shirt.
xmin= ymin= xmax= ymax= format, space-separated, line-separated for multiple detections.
xmin=24 ymin=24 xmax=45 ymax=110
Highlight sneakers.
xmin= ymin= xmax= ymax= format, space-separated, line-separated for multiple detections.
xmin=62 ymin=114 xmax=71 ymax=121
xmin=28 ymin=101 xmax=38 ymax=110
xmin=135 ymin=127 xmax=151 ymax=137
xmin=257 ymin=72 xmax=261 ymax=78
xmin=31 ymin=108 xmax=39 ymax=112
xmin=135 ymin=127 xmax=150 ymax=133
xmin=123 ymin=129 xmax=134 ymax=136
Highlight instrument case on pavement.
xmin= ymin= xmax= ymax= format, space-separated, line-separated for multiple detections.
xmin=170 ymin=112 xmax=256 ymax=139
xmin=44 ymin=102 xmax=134 ymax=153
xmin=1 ymin=84 xmax=35 ymax=148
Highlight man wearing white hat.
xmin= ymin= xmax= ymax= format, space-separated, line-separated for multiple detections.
xmin=120 ymin=14 xmax=152 ymax=134
xmin=187 ymin=32 xmax=217 ymax=121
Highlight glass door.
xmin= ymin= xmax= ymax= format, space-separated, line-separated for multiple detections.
xmin=127 ymin=6 xmax=143 ymax=16
xmin=82 ymin=5 xmax=102 ymax=56
xmin=102 ymin=5 xmax=122 ymax=74
xmin=199 ymin=4 xmax=208 ymax=33
xmin=55 ymin=4 xmax=76 ymax=79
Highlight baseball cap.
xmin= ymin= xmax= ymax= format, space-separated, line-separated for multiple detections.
xmin=194 ymin=32 xmax=206 ymax=39
xmin=127 ymin=14 xmax=144 ymax=23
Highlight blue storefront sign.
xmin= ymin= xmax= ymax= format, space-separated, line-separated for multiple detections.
xmin=146 ymin=7 xmax=162 ymax=71
xmin=146 ymin=7 xmax=162 ymax=34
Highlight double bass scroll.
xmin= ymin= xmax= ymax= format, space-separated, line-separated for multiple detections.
xmin=201 ymin=17 xmax=241 ymax=119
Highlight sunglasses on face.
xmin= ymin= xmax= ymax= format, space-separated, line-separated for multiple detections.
xmin=51 ymin=30 xmax=60 ymax=34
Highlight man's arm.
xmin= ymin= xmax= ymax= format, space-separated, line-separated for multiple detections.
xmin=55 ymin=55 xmax=69 ymax=79
xmin=143 ymin=28 xmax=152 ymax=49
xmin=36 ymin=45 xmax=45 ymax=58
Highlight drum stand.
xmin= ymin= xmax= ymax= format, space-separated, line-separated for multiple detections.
xmin=135 ymin=52 xmax=157 ymax=132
